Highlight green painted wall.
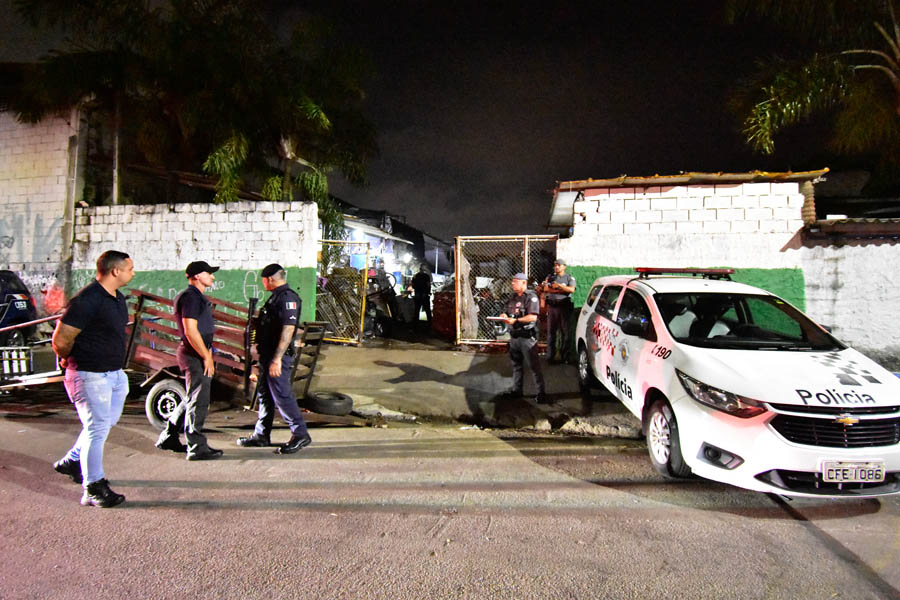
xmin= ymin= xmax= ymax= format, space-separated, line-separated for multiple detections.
xmin=70 ymin=266 xmax=317 ymax=321
xmin=566 ymin=266 xmax=806 ymax=311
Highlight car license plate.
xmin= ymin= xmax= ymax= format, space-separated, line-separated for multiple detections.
xmin=821 ymin=461 xmax=885 ymax=483
xmin=13 ymin=301 xmax=26 ymax=310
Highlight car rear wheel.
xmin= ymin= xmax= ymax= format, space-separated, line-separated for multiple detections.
xmin=145 ymin=379 xmax=186 ymax=431
xmin=646 ymin=399 xmax=691 ymax=478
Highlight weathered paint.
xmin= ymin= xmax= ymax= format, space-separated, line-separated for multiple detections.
xmin=567 ymin=265 xmax=807 ymax=315
xmin=71 ymin=266 xmax=317 ymax=321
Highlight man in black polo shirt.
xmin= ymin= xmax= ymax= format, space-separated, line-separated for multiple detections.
xmin=155 ymin=261 xmax=223 ymax=461
xmin=51 ymin=250 xmax=134 ymax=508
xmin=237 ymin=263 xmax=311 ymax=454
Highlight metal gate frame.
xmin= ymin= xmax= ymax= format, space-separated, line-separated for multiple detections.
xmin=454 ymin=234 xmax=557 ymax=346
xmin=317 ymin=239 xmax=369 ymax=345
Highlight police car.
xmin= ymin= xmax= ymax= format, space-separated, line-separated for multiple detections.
xmin=575 ymin=267 xmax=900 ymax=497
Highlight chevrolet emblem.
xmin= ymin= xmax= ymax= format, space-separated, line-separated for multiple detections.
xmin=834 ymin=414 xmax=860 ymax=426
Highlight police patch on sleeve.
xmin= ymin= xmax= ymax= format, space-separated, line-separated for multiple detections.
xmin=286 ymin=301 xmax=297 ymax=310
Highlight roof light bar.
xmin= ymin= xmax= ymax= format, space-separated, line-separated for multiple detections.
xmin=634 ymin=267 xmax=735 ymax=280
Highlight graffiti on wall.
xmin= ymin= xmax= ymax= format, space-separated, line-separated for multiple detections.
xmin=0 ymin=208 xmax=63 ymax=264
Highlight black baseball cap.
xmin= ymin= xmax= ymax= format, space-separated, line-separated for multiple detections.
xmin=186 ymin=261 xmax=219 ymax=278
xmin=261 ymin=263 xmax=284 ymax=278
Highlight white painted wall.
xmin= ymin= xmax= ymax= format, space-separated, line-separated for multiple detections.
xmin=0 ymin=110 xmax=77 ymax=312
xmin=72 ymin=200 xmax=319 ymax=272
xmin=557 ymin=181 xmax=900 ymax=368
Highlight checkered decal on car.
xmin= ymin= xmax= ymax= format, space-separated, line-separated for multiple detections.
xmin=810 ymin=352 xmax=882 ymax=386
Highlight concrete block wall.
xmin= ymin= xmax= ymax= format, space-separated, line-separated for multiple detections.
xmin=0 ymin=110 xmax=76 ymax=313
xmin=72 ymin=201 xmax=319 ymax=319
xmin=559 ymin=181 xmax=900 ymax=368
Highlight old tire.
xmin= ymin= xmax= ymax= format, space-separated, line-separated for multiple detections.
xmin=301 ymin=391 xmax=353 ymax=416
xmin=145 ymin=379 xmax=185 ymax=431
xmin=646 ymin=399 xmax=691 ymax=479
xmin=0 ymin=328 xmax=25 ymax=347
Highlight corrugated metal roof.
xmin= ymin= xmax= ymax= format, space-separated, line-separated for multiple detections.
xmin=548 ymin=169 xmax=829 ymax=228
xmin=555 ymin=168 xmax=830 ymax=192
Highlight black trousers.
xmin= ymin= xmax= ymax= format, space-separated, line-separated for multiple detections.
xmin=508 ymin=335 xmax=545 ymax=395
xmin=165 ymin=345 xmax=213 ymax=454
xmin=413 ymin=293 xmax=432 ymax=323
xmin=546 ymin=301 xmax=573 ymax=360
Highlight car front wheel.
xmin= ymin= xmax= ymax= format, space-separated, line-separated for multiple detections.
xmin=646 ymin=399 xmax=691 ymax=478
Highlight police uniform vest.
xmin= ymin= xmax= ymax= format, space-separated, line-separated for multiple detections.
xmin=254 ymin=285 xmax=301 ymax=357
xmin=505 ymin=290 xmax=539 ymax=338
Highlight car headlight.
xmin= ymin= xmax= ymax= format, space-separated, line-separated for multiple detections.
xmin=676 ymin=370 xmax=766 ymax=418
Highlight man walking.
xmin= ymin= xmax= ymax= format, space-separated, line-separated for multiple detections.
xmin=409 ymin=264 xmax=432 ymax=327
xmin=237 ymin=264 xmax=311 ymax=454
xmin=499 ymin=272 xmax=547 ymax=403
xmin=541 ymin=259 xmax=576 ymax=363
xmin=155 ymin=261 xmax=223 ymax=461
xmin=52 ymin=250 xmax=135 ymax=508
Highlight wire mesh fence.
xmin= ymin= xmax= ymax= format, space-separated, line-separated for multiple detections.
xmin=455 ymin=235 xmax=557 ymax=345
xmin=316 ymin=240 xmax=369 ymax=345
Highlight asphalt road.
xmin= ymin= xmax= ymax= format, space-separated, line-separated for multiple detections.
xmin=1 ymin=398 xmax=899 ymax=600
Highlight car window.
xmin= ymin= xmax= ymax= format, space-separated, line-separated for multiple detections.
xmin=616 ymin=289 xmax=656 ymax=341
xmin=0 ymin=272 xmax=28 ymax=294
xmin=654 ymin=292 xmax=843 ymax=351
xmin=594 ymin=286 xmax=621 ymax=319
xmin=585 ymin=285 xmax=603 ymax=309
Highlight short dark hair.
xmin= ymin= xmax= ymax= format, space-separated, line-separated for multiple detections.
xmin=96 ymin=250 xmax=131 ymax=276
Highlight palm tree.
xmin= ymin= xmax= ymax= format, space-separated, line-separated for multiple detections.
xmin=727 ymin=1 xmax=900 ymax=171
xmin=6 ymin=0 xmax=377 ymax=206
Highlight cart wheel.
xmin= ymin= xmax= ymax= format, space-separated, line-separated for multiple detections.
xmin=0 ymin=328 xmax=25 ymax=347
xmin=145 ymin=379 xmax=186 ymax=430
xmin=301 ymin=391 xmax=353 ymax=416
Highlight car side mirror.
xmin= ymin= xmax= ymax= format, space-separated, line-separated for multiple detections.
xmin=620 ymin=317 xmax=647 ymax=338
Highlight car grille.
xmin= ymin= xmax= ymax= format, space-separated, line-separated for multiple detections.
xmin=767 ymin=403 xmax=900 ymax=416
xmin=770 ymin=414 xmax=900 ymax=448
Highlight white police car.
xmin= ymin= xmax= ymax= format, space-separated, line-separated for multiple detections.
xmin=575 ymin=267 xmax=900 ymax=497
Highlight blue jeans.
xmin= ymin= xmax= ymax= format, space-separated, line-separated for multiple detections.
xmin=62 ymin=369 xmax=129 ymax=487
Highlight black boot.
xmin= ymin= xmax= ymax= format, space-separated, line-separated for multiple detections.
xmin=80 ymin=479 xmax=125 ymax=508
xmin=54 ymin=457 xmax=82 ymax=484
xmin=236 ymin=434 xmax=270 ymax=447
xmin=155 ymin=429 xmax=187 ymax=453
xmin=276 ymin=433 xmax=311 ymax=454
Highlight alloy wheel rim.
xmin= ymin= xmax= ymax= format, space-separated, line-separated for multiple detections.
xmin=578 ymin=351 xmax=588 ymax=382
xmin=648 ymin=411 xmax=671 ymax=464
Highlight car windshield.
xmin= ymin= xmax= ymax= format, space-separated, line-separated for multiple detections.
xmin=653 ymin=292 xmax=844 ymax=351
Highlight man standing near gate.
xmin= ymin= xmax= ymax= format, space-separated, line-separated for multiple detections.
xmin=237 ymin=264 xmax=311 ymax=454
xmin=155 ymin=260 xmax=223 ymax=461
xmin=541 ymin=258 xmax=576 ymax=363
xmin=52 ymin=250 xmax=134 ymax=508
xmin=499 ymin=272 xmax=547 ymax=404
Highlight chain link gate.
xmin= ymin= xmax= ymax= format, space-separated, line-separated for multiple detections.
xmin=316 ymin=240 xmax=369 ymax=345
xmin=455 ymin=235 xmax=557 ymax=345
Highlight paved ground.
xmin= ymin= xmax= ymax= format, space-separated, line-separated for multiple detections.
xmin=1 ymin=400 xmax=899 ymax=600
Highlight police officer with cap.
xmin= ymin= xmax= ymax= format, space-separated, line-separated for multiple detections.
xmin=237 ymin=264 xmax=311 ymax=454
xmin=156 ymin=260 xmax=223 ymax=460
xmin=541 ymin=258 xmax=576 ymax=363
xmin=499 ymin=272 xmax=548 ymax=403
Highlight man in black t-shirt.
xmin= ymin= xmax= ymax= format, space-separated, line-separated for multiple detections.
xmin=409 ymin=264 xmax=432 ymax=327
xmin=237 ymin=264 xmax=310 ymax=454
xmin=155 ymin=261 xmax=223 ymax=461
xmin=52 ymin=250 xmax=135 ymax=508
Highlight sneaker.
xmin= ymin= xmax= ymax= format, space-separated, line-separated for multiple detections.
xmin=155 ymin=432 xmax=187 ymax=453
xmin=81 ymin=479 xmax=125 ymax=508
xmin=186 ymin=448 xmax=224 ymax=461
xmin=276 ymin=434 xmax=312 ymax=455
xmin=236 ymin=435 xmax=270 ymax=447
xmin=54 ymin=457 xmax=82 ymax=484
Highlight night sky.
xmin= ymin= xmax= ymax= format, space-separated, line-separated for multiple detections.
xmin=2 ymin=1 xmax=829 ymax=240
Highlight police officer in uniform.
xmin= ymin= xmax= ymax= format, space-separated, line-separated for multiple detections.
xmin=499 ymin=272 xmax=548 ymax=403
xmin=237 ymin=264 xmax=311 ymax=454
xmin=542 ymin=258 xmax=576 ymax=363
